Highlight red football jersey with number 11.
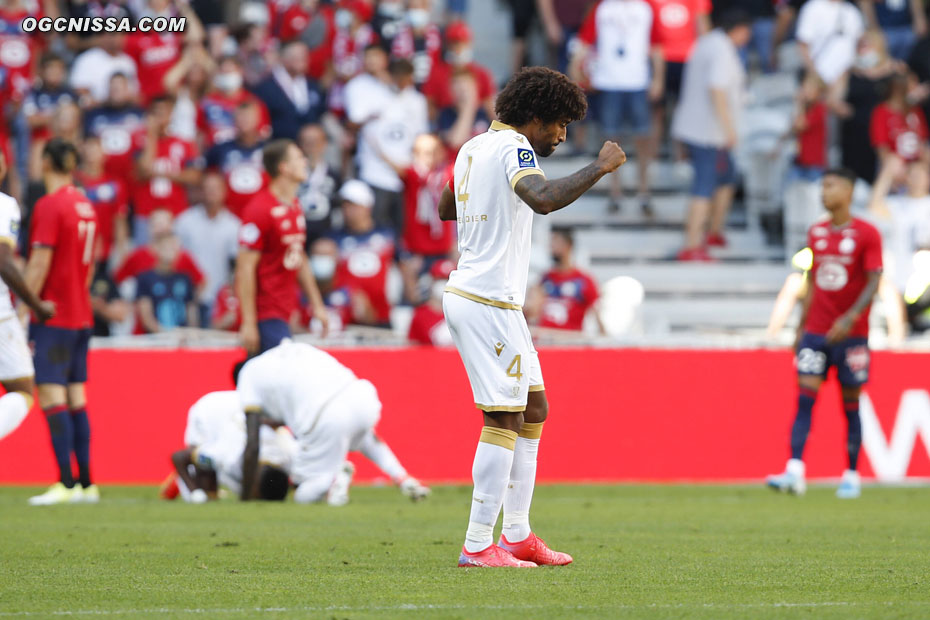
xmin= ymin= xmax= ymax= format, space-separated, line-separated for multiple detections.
xmin=805 ymin=217 xmax=883 ymax=338
xmin=30 ymin=185 xmax=98 ymax=329
xmin=239 ymin=189 xmax=307 ymax=322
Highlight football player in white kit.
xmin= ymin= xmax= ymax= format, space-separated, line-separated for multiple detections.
xmin=0 ymin=152 xmax=56 ymax=441
xmin=237 ymin=340 xmax=430 ymax=505
xmin=170 ymin=390 xmax=297 ymax=502
xmin=436 ymin=67 xmax=627 ymax=567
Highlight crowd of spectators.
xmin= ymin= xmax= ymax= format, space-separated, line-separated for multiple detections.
xmin=1 ymin=0 xmax=929 ymax=342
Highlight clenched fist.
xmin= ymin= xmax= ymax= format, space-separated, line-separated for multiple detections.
xmin=596 ymin=141 xmax=627 ymax=174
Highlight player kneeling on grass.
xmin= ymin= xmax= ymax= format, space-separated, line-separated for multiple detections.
xmin=767 ymin=169 xmax=883 ymax=500
xmin=167 ymin=390 xmax=297 ymax=502
xmin=236 ymin=340 xmax=429 ymax=505
xmin=437 ymin=67 xmax=626 ymax=567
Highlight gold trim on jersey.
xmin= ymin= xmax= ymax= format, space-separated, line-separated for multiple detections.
xmin=490 ymin=120 xmax=516 ymax=132
xmin=476 ymin=403 xmax=526 ymax=413
xmin=528 ymin=384 xmax=545 ymax=392
xmin=510 ymin=168 xmax=545 ymax=189
xmin=444 ymin=286 xmax=522 ymax=311
xmin=244 ymin=406 xmax=263 ymax=414
xmin=479 ymin=426 xmax=518 ymax=450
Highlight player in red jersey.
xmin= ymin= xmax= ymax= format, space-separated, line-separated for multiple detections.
xmin=236 ymin=139 xmax=329 ymax=354
xmin=767 ymin=169 xmax=883 ymax=500
xmin=23 ymin=139 xmax=100 ymax=506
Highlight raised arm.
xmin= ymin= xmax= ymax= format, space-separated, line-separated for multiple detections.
xmin=514 ymin=142 xmax=626 ymax=215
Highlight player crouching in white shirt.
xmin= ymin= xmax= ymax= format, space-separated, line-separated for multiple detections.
xmin=169 ymin=390 xmax=296 ymax=502
xmin=235 ymin=340 xmax=429 ymax=505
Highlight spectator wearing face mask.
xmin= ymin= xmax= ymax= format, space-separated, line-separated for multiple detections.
xmin=135 ymin=230 xmax=199 ymax=334
xmin=205 ymin=100 xmax=269 ymax=217
xmin=408 ymin=259 xmax=455 ymax=346
xmin=297 ymin=123 xmax=343 ymax=246
xmin=391 ymin=0 xmax=442 ymax=86
xmin=422 ymin=21 xmax=497 ymax=124
xmin=306 ymin=237 xmax=353 ymax=333
xmin=197 ymin=56 xmax=271 ymax=148
xmin=831 ymin=29 xmax=899 ymax=184
xmin=252 ymin=40 xmax=327 ymax=141
xmin=347 ymin=57 xmax=429 ymax=231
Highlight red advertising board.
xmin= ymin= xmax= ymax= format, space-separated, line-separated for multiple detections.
xmin=1 ymin=348 xmax=929 ymax=483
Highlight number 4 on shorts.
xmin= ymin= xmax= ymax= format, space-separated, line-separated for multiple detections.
xmin=506 ymin=354 xmax=523 ymax=381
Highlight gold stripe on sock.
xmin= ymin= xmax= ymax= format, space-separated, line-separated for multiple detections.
xmin=519 ymin=422 xmax=544 ymax=440
xmin=479 ymin=426 xmax=517 ymax=450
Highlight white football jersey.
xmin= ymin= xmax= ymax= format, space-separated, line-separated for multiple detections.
xmin=236 ymin=340 xmax=358 ymax=437
xmin=445 ymin=121 xmax=545 ymax=309
xmin=0 ymin=193 xmax=21 ymax=321
xmin=184 ymin=391 xmax=243 ymax=448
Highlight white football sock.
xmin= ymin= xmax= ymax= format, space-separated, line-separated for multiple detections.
xmin=0 ymin=392 xmax=30 ymax=440
xmin=464 ymin=427 xmax=516 ymax=553
xmin=357 ymin=431 xmax=408 ymax=482
xmin=177 ymin=475 xmax=192 ymax=502
xmin=502 ymin=423 xmax=542 ymax=543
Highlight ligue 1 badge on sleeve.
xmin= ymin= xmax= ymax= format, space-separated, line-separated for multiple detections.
xmin=517 ymin=148 xmax=536 ymax=168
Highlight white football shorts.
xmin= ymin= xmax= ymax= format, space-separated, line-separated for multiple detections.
xmin=0 ymin=316 xmax=34 ymax=381
xmin=442 ymin=291 xmax=543 ymax=413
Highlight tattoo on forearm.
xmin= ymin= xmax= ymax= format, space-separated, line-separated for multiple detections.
xmin=517 ymin=163 xmax=604 ymax=214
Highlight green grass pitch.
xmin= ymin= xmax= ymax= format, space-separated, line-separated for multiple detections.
xmin=1 ymin=484 xmax=929 ymax=619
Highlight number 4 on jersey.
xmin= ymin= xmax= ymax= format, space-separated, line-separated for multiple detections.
xmin=456 ymin=155 xmax=473 ymax=210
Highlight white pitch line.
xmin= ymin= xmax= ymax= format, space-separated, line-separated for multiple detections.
xmin=0 ymin=601 xmax=924 ymax=616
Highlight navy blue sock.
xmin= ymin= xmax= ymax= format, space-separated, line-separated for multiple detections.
xmin=790 ymin=387 xmax=818 ymax=461
xmin=44 ymin=405 xmax=74 ymax=488
xmin=71 ymin=408 xmax=91 ymax=487
xmin=844 ymin=398 xmax=862 ymax=471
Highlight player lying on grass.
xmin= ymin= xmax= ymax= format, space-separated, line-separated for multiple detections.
xmin=437 ymin=67 xmax=626 ymax=567
xmin=167 ymin=390 xmax=296 ymax=502
xmin=767 ymin=168 xmax=882 ymax=499
xmin=0 ymin=150 xmax=56 ymax=442
xmin=237 ymin=340 xmax=430 ymax=505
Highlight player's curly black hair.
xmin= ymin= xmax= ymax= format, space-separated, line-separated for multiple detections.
xmin=495 ymin=67 xmax=587 ymax=128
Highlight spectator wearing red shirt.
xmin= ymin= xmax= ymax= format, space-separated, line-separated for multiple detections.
xmin=870 ymin=73 xmax=930 ymax=174
xmin=197 ymin=56 xmax=271 ymax=148
xmin=114 ymin=209 xmax=205 ymax=290
xmin=75 ymin=136 xmax=129 ymax=268
xmin=328 ymin=0 xmax=378 ymax=115
xmin=0 ymin=0 xmax=45 ymax=103
xmin=24 ymin=139 xmax=99 ymax=504
xmin=205 ymin=100 xmax=268 ymax=217
xmin=328 ymin=180 xmax=395 ymax=327
xmin=391 ymin=0 xmax=443 ymax=86
xmin=131 ymin=95 xmax=203 ymax=243
xmin=408 ymin=258 xmax=454 ymax=346
xmin=124 ymin=0 xmax=205 ymax=104
xmin=236 ymin=139 xmax=329 ymax=354
xmin=780 ymin=72 xmax=828 ymax=182
xmin=767 ymin=169 xmax=883 ymax=499
xmin=422 ymin=22 xmax=496 ymax=123
xmin=382 ymin=133 xmax=455 ymax=304
xmin=528 ymin=228 xmax=603 ymax=333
